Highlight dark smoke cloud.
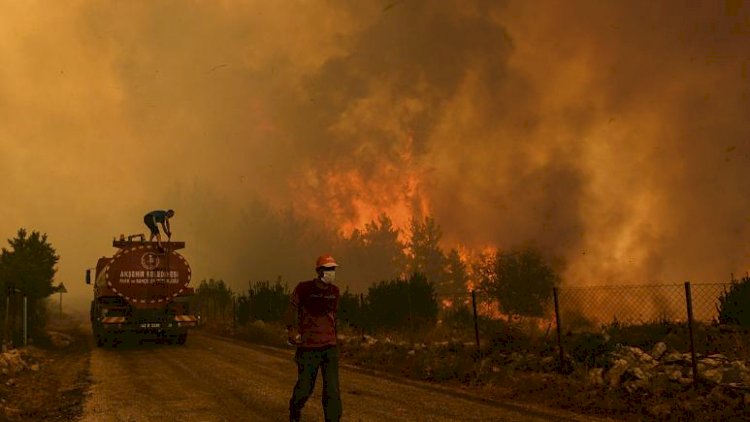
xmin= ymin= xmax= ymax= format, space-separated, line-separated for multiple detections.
xmin=429 ymin=0 xmax=750 ymax=286
xmin=0 ymin=1 xmax=748 ymax=312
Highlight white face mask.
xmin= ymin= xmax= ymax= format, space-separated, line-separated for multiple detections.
xmin=322 ymin=271 xmax=336 ymax=284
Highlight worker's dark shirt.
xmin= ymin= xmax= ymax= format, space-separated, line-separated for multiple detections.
xmin=146 ymin=210 xmax=169 ymax=223
xmin=290 ymin=279 xmax=339 ymax=348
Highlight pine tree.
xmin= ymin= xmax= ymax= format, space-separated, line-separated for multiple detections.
xmin=407 ymin=216 xmax=448 ymax=296
xmin=0 ymin=228 xmax=60 ymax=341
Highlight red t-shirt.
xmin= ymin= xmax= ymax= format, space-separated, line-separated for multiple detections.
xmin=290 ymin=279 xmax=340 ymax=348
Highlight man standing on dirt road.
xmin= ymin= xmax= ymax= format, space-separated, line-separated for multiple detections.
xmin=283 ymin=254 xmax=342 ymax=422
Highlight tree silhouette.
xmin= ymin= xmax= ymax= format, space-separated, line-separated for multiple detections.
xmin=407 ymin=216 xmax=448 ymax=295
xmin=194 ymin=278 xmax=233 ymax=322
xmin=337 ymin=288 xmax=363 ymax=329
xmin=365 ymin=272 xmax=438 ymax=331
xmin=0 ymin=228 xmax=59 ymax=341
xmin=444 ymin=248 xmax=469 ymax=308
xmin=480 ymin=247 xmax=559 ymax=318
xmin=717 ymin=276 xmax=750 ymax=328
xmin=338 ymin=213 xmax=406 ymax=286
xmin=238 ymin=280 xmax=290 ymax=323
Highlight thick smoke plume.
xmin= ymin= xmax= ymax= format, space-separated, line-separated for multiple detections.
xmin=0 ymin=1 xmax=748 ymax=311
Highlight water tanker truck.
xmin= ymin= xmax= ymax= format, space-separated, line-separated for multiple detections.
xmin=86 ymin=236 xmax=197 ymax=346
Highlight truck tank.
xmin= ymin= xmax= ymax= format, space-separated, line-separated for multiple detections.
xmin=87 ymin=238 xmax=198 ymax=347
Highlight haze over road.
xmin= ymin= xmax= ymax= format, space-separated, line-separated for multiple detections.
xmin=80 ymin=332 xmax=615 ymax=422
xmin=3 ymin=1 xmax=748 ymax=315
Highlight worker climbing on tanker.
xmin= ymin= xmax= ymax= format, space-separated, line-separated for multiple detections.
xmin=284 ymin=254 xmax=342 ymax=422
xmin=143 ymin=209 xmax=174 ymax=252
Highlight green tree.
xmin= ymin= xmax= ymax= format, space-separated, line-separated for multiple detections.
xmin=407 ymin=216 xmax=448 ymax=294
xmin=365 ymin=272 xmax=438 ymax=331
xmin=717 ymin=276 xmax=750 ymax=328
xmin=471 ymin=250 xmax=497 ymax=290
xmin=194 ymin=278 xmax=233 ymax=322
xmin=0 ymin=229 xmax=59 ymax=342
xmin=470 ymin=250 xmax=496 ymax=314
xmin=444 ymin=248 xmax=469 ymax=308
xmin=239 ymin=280 xmax=290 ymax=323
xmin=337 ymin=288 xmax=363 ymax=329
xmin=339 ymin=213 xmax=406 ymax=286
xmin=235 ymin=201 xmax=337 ymax=284
xmin=481 ymin=247 xmax=559 ymax=318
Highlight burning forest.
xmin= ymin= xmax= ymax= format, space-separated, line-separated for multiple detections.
xmin=1 ymin=1 xmax=749 ymax=420
xmin=0 ymin=0 xmax=747 ymax=320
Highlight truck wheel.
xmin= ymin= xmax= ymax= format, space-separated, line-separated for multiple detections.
xmin=176 ymin=332 xmax=188 ymax=345
xmin=96 ymin=333 xmax=108 ymax=348
xmin=110 ymin=336 xmax=124 ymax=348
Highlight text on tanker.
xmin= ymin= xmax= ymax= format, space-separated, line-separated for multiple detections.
xmin=117 ymin=270 xmax=181 ymax=284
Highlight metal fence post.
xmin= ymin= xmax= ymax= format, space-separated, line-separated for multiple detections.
xmin=359 ymin=293 xmax=365 ymax=339
xmin=23 ymin=296 xmax=27 ymax=347
xmin=471 ymin=290 xmax=480 ymax=351
xmin=232 ymin=295 xmax=237 ymax=332
xmin=3 ymin=294 xmax=10 ymax=351
xmin=407 ymin=278 xmax=414 ymax=334
xmin=684 ymin=281 xmax=699 ymax=384
xmin=553 ymin=287 xmax=565 ymax=370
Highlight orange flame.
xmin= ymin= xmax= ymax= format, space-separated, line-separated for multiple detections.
xmin=291 ymin=134 xmax=429 ymax=238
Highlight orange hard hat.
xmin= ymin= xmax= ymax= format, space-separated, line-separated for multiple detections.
xmin=315 ymin=254 xmax=338 ymax=269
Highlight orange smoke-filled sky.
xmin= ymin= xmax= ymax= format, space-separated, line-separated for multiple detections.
xmin=0 ymin=0 xmax=748 ymax=311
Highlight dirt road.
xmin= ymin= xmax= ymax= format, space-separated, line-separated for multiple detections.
xmin=80 ymin=331 xmax=616 ymax=422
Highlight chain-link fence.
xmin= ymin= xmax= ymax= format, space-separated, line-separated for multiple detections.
xmin=215 ymin=281 xmax=737 ymax=340
xmin=432 ymin=281 xmax=746 ymax=377
xmin=423 ymin=289 xmax=558 ymax=352
xmin=207 ymin=278 xmax=748 ymax=384
xmin=555 ymin=282 xmax=731 ymax=330
xmin=551 ymin=281 xmax=745 ymax=382
xmin=558 ymin=284 xmax=683 ymax=329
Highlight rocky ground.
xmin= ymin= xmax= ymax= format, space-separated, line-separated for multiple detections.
xmin=228 ymin=321 xmax=750 ymax=421
xmin=0 ymin=317 xmax=91 ymax=421
xmin=3 ymin=317 xmax=748 ymax=421
xmin=337 ymin=334 xmax=750 ymax=421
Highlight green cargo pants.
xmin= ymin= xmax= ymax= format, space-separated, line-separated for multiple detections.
xmin=289 ymin=346 xmax=341 ymax=422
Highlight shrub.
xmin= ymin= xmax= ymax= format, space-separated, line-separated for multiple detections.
xmin=194 ymin=278 xmax=233 ymax=322
xmin=717 ymin=277 xmax=750 ymax=328
xmin=479 ymin=246 xmax=559 ymax=319
xmin=486 ymin=321 xmax=534 ymax=353
xmin=568 ymin=332 xmax=613 ymax=367
xmin=365 ymin=272 xmax=438 ymax=331
xmin=603 ymin=318 xmax=680 ymax=351
xmin=338 ymin=289 xmax=363 ymax=329
xmin=238 ymin=280 xmax=289 ymax=323
xmin=442 ymin=304 xmax=474 ymax=329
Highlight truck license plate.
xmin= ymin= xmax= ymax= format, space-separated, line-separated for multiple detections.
xmin=140 ymin=323 xmax=160 ymax=328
